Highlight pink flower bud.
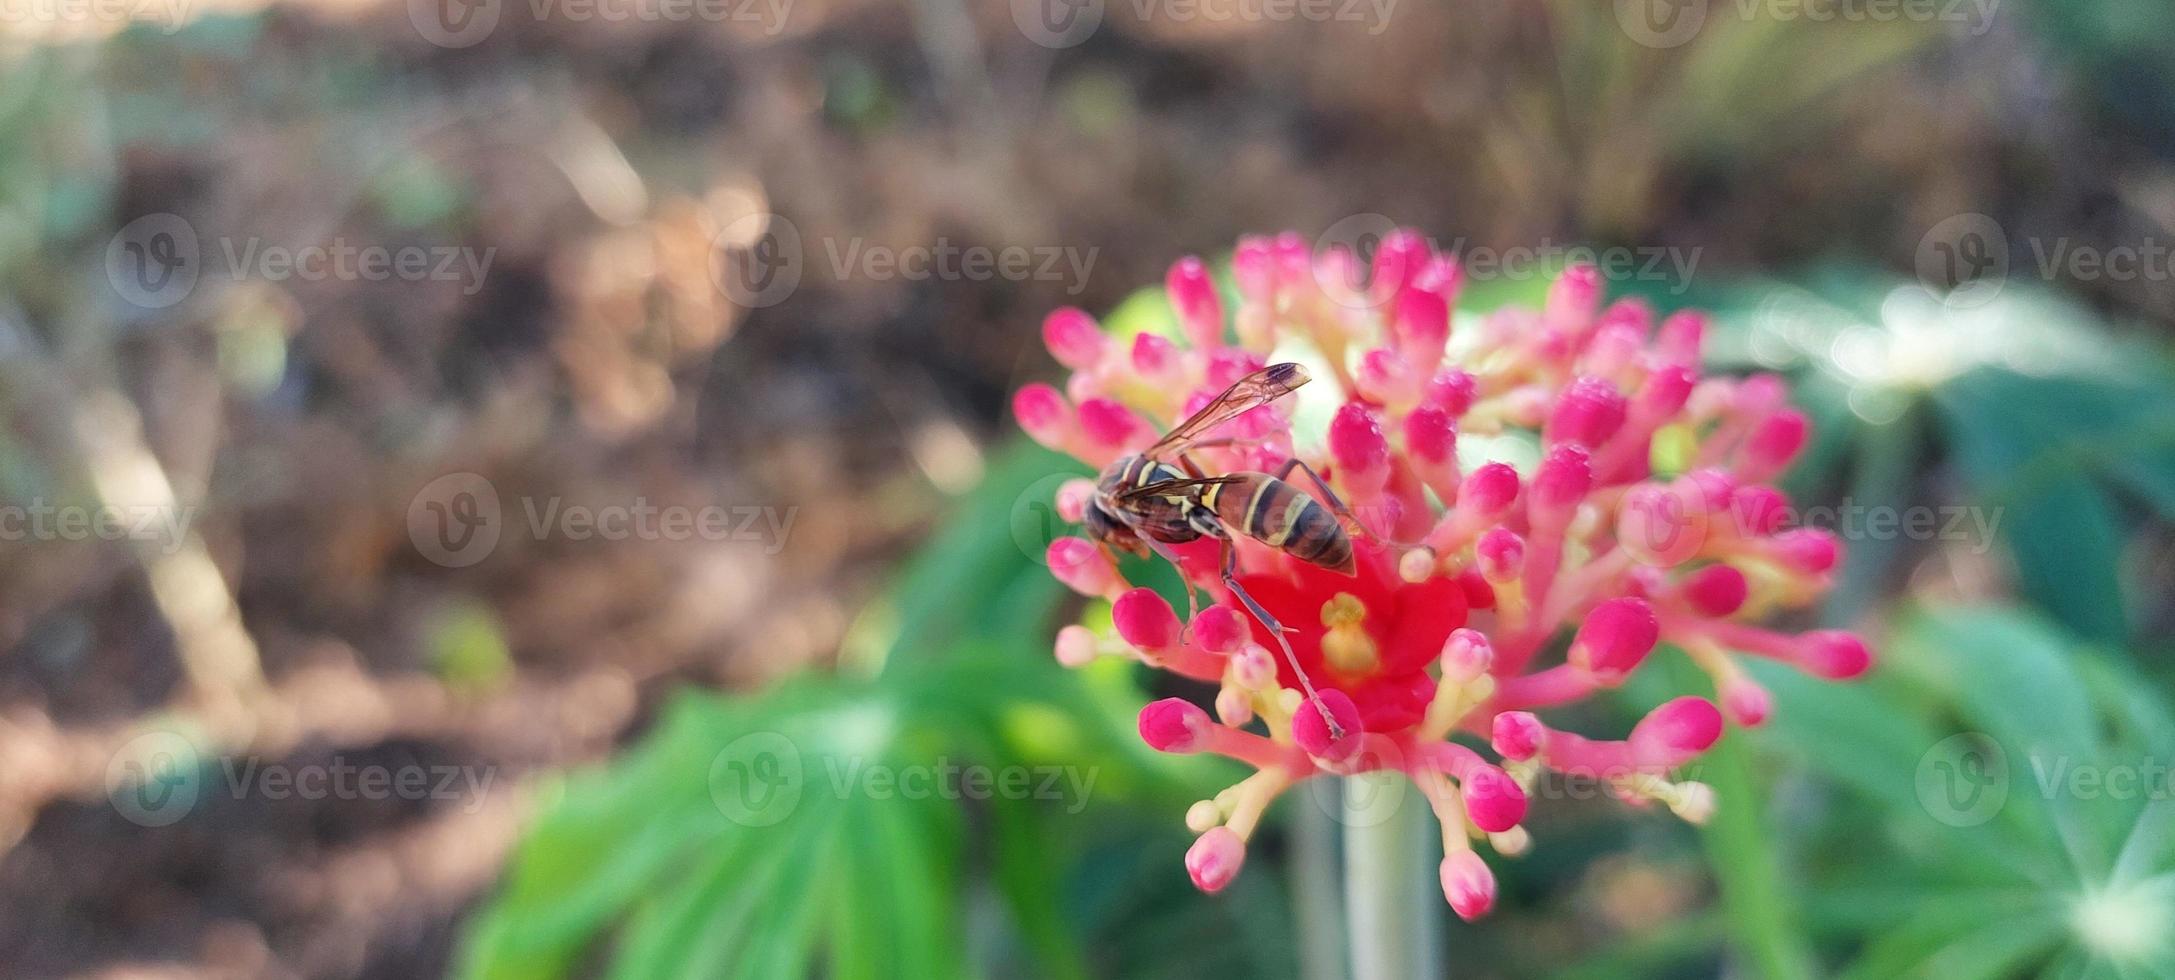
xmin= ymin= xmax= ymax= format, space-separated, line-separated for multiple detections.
xmin=1680 ymin=468 xmax=1739 ymax=511
xmin=1138 ymin=697 xmax=1213 ymax=753
xmin=1440 ymin=628 xmax=1493 ymax=682
xmin=1372 ymin=228 xmax=1430 ymax=297
xmin=1492 ymin=711 xmax=1546 ymax=761
xmin=1042 ymin=308 xmax=1107 ymax=370
xmin=1232 ymin=644 xmax=1277 ymax=689
xmin=1546 ymin=376 xmax=1629 ymax=449
xmin=1404 ymin=405 xmax=1457 ymax=465
xmin=1733 ymin=374 xmax=1788 ymax=418
xmin=1618 ymin=482 xmax=1706 ymax=567
xmin=1683 ymin=564 xmax=1748 ymax=617
xmin=1047 ymin=537 xmax=1119 ymax=596
xmin=1167 ymin=256 xmax=1224 ymax=349
xmin=1114 ymin=587 xmax=1182 ymax=651
xmin=1356 ymin=348 xmax=1419 ymax=407
xmin=1546 ymin=264 xmax=1601 ymax=327
xmin=1721 ymin=676 xmax=1772 ymax=727
xmin=1425 ymin=369 xmax=1478 ymax=417
xmin=1730 ymin=485 xmax=1790 ymax=536
xmin=1191 ymin=605 xmax=1248 ymax=654
xmin=1393 ymin=280 xmax=1450 ymax=370
xmin=1440 ymin=849 xmax=1496 ymax=921
xmin=1458 ymin=463 xmax=1521 ymax=517
xmin=1329 ymin=403 xmax=1391 ymax=495
xmin=1293 ymin=688 xmax=1363 ymax=762
xmin=1013 ymin=384 xmax=1074 ymax=449
xmin=1055 ymin=479 xmax=1096 ymax=523
xmin=1598 ymin=297 xmax=1654 ymax=337
xmin=1741 ymin=409 xmax=1808 ymax=480
xmin=1570 ymin=597 xmax=1659 ymax=683
xmin=1215 ymin=686 xmax=1253 ymax=727
xmin=1203 ymin=348 xmax=1267 ymax=391
xmin=1797 ymin=630 xmax=1872 ymax=679
xmin=1530 ymin=445 xmax=1593 ymax=528
xmin=1460 ymin=764 xmax=1528 ymax=833
xmin=1635 ymin=365 xmax=1697 ymax=419
xmin=1054 ymin=625 xmax=1098 ymax=668
xmin=1233 ymin=236 xmax=1276 ymax=299
xmin=1657 ymin=310 xmax=1707 ymax=365
xmin=1186 ymin=826 xmax=1246 ymax=894
xmin=1476 ymin=528 xmax=1525 ymax=584
xmin=1631 ymin=695 xmax=1724 ymax=758
xmin=1077 ymin=398 xmax=1148 ymax=451
xmin=1130 ymin=332 xmax=1183 ymax=384
xmin=1580 ymin=320 xmax=1644 ymax=378
xmin=1771 ymin=528 xmax=1840 ymax=574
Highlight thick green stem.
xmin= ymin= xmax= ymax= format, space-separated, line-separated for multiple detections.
xmin=1342 ymin=771 xmax=1442 ymax=980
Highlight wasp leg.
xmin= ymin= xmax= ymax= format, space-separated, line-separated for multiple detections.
xmin=1220 ymin=537 xmax=1344 ymax=741
xmin=1274 ymin=457 xmax=1418 ymax=548
xmin=1129 ymin=526 xmax=1203 ymax=641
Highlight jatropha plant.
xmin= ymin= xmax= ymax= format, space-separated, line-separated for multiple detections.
xmin=1014 ymin=231 xmax=1871 ymax=921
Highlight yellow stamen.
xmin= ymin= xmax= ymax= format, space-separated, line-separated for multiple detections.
xmin=1320 ymin=593 xmax=1379 ymax=674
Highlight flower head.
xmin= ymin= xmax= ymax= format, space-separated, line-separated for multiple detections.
xmin=1020 ymin=233 xmax=1871 ymax=919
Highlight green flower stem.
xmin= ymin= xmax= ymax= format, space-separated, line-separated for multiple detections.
xmin=1343 ymin=771 xmax=1442 ymax=980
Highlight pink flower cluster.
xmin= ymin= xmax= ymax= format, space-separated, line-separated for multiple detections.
xmin=1016 ymin=232 xmax=1870 ymax=920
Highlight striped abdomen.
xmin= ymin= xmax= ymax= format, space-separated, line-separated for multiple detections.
xmin=1204 ymin=474 xmax=1354 ymax=574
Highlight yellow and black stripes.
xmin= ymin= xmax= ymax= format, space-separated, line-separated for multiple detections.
xmin=1210 ymin=475 xmax=1355 ymax=575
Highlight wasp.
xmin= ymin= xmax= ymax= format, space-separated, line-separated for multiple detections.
xmin=1082 ymin=362 xmax=1372 ymax=737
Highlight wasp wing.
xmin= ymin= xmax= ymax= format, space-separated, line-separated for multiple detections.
xmin=1142 ymin=362 xmax=1311 ymax=460
xmin=1114 ymin=474 xmax=1248 ymax=504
